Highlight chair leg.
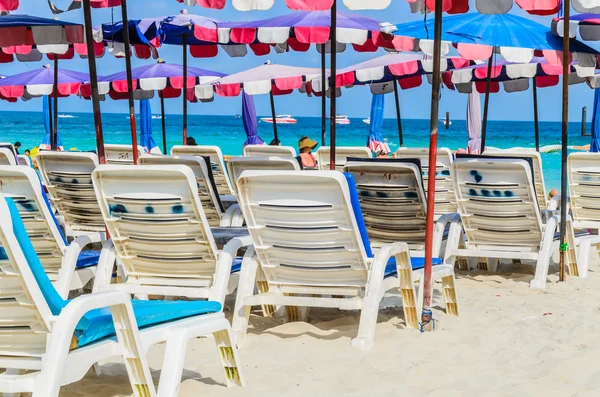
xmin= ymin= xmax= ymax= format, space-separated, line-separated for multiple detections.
xmin=397 ymin=267 xmax=418 ymax=329
xmin=3 ymin=368 xmax=23 ymax=397
xmin=231 ymin=248 xmax=258 ymax=347
xmin=255 ymin=266 xmax=275 ymax=317
xmin=441 ymin=274 xmax=459 ymax=316
xmin=456 ymin=256 xmax=469 ymax=271
xmin=213 ymin=328 xmax=245 ymax=387
xmin=476 ymin=257 xmax=489 ymax=271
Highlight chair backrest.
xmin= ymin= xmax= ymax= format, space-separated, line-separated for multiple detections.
xmin=226 ymin=156 xmax=301 ymax=194
xmin=0 ymin=166 xmax=67 ymax=275
xmin=104 ymin=144 xmax=145 ymax=165
xmin=236 ymin=170 xmax=372 ymax=295
xmin=394 ymin=147 xmax=457 ymax=216
xmin=317 ymin=146 xmax=372 ymax=171
xmin=92 ymin=165 xmax=220 ymax=290
xmin=343 ymin=158 xmax=427 ymax=249
xmin=0 ymin=195 xmax=55 ymax=359
xmin=170 ymin=145 xmax=233 ymax=195
xmin=139 ymin=154 xmax=223 ymax=226
xmin=36 ymin=151 xmax=105 ymax=233
xmin=0 ymin=147 xmax=17 ymax=165
xmin=568 ymin=152 xmax=600 ymax=224
xmin=18 ymin=155 xmax=31 ymax=167
xmin=452 ymin=158 xmax=542 ymax=249
xmin=482 ymin=150 xmax=547 ymax=209
xmin=243 ymin=145 xmax=297 ymax=158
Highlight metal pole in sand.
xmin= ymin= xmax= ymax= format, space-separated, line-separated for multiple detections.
xmin=480 ymin=54 xmax=493 ymax=152
xmin=52 ymin=57 xmax=58 ymax=151
xmin=120 ymin=0 xmax=138 ymax=164
xmin=533 ymin=76 xmax=540 ymax=152
xmin=329 ymin=0 xmax=337 ymax=170
xmin=559 ymin=0 xmax=571 ymax=282
xmin=182 ymin=35 xmax=188 ymax=145
xmin=321 ymin=44 xmax=327 ymax=146
xmin=82 ymin=0 xmax=105 ymax=164
xmin=393 ymin=78 xmax=403 ymax=147
xmin=422 ymin=0 xmax=443 ymax=331
xmin=269 ymin=90 xmax=279 ymax=142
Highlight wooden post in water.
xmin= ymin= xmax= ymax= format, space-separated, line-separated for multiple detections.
xmin=559 ymin=0 xmax=570 ymax=283
xmin=120 ymin=0 xmax=138 ymax=164
xmin=582 ymin=106 xmax=587 ymax=136
xmin=82 ymin=0 xmax=105 ymax=164
xmin=422 ymin=0 xmax=444 ymax=331
xmin=445 ymin=111 xmax=450 ymax=130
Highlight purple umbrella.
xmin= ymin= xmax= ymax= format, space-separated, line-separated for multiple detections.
xmin=95 ymin=60 xmax=224 ymax=153
xmin=242 ymin=90 xmax=264 ymax=147
xmin=466 ymin=86 xmax=481 ymax=154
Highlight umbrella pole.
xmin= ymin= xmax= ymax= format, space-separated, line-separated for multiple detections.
xmin=559 ymin=0 xmax=570 ymax=283
xmin=161 ymin=93 xmax=167 ymax=154
xmin=120 ymin=0 xmax=138 ymax=164
xmin=533 ymin=77 xmax=540 ymax=152
xmin=393 ymin=77 xmax=404 ymax=147
xmin=82 ymin=0 xmax=106 ymax=164
xmin=480 ymin=54 xmax=493 ymax=153
xmin=48 ymin=95 xmax=54 ymax=145
xmin=183 ymin=35 xmax=188 ymax=145
xmin=422 ymin=0 xmax=444 ymax=331
xmin=321 ymin=44 xmax=327 ymax=146
xmin=269 ymin=90 xmax=279 ymax=142
xmin=329 ymin=0 xmax=337 ymax=170
xmin=52 ymin=57 xmax=58 ymax=151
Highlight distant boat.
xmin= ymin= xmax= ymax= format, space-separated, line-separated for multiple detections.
xmin=362 ymin=118 xmax=370 ymax=125
xmin=151 ymin=115 xmax=163 ymax=119
xmin=57 ymin=114 xmax=75 ymax=119
xmin=440 ymin=118 xmax=452 ymax=126
xmin=336 ymin=115 xmax=350 ymax=125
xmin=260 ymin=115 xmax=297 ymax=124
xmin=235 ymin=114 xmax=241 ymax=119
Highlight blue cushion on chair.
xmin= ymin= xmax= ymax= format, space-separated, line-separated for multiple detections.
xmin=5 ymin=197 xmax=222 ymax=348
xmin=76 ymin=250 xmax=101 ymax=269
xmin=231 ymin=257 xmax=243 ymax=273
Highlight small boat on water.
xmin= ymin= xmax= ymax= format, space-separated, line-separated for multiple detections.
xmin=362 ymin=118 xmax=370 ymax=125
xmin=260 ymin=115 xmax=297 ymax=124
xmin=57 ymin=114 xmax=75 ymax=119
xmin=151 ymin=115 xmax=163 ymax=119
xmin=440 ymin=118 xmax=452 ymax=126
xmin=336 ymin=115 xmax=350 ymax=125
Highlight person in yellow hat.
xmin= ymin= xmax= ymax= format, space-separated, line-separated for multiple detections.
xmin=298 ymin=136 xmax=318 ymax=169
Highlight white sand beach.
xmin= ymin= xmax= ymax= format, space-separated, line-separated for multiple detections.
xmin=59 ymin=266 xmax=599 ymax=397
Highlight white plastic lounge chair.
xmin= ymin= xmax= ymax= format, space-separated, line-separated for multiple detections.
xmin=232 ymin=170 xmax=458 ymax=351
xmin=0 ymin=166 xmax=101 ymax=297
xmin=566 ymin=152 xmax=600 ymax=277
xmin=170 ymin=145 xmax=234 ymax=195
xmin=445 ymin=157 xmax=575 ymax=288
xmin=0 ymin=195 xmax=244 ymax=396
xmin=36 ymin=151 xmax=106 ymax=235
xmin=0 ymin=147 xmax=17 ymax=165
xmin=17 ymin=155 xmax=31 ymax=167
xmin=104 ymin=144 xmax=145 ymax=165
xmin=317 ymin=146 xmax=372 ymax=171
xmin=139 ymin=154 xmax=243 ymax=227
xmin=483 ymin=150 xmax=549 ymax=210
xmin=243 ymin=144 xmax=297 ymax=158
xmin=343 ymin=158 xmax=454 ymax=257
xmin=226 ymin=156 xmax=301 ymax=194
xmin=394 ymin=147 xmax=457 ymax=216
xmin=92 ymin=165 xmax=251 ymax=302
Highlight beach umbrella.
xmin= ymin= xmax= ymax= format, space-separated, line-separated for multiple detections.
xmin=139 ymin=99 xmax=159 ymax=154
xmin=366 ymin=94 xmax=389 ymax=154
xmin=209 ymin=62 xmax=322 ymax=142
xmin=41 ymin=95 xmax=64 ymax=151
xmin=0 ymin=65 xmax=89 ymax=151
xmin=466 ymin=87 xmax=481 ymax=154
xmin=242 ymin=90 xmax=264 ymax=147
xmin=591 ymin=89 xmax=600 ymax=152
xmin=324 ymin=53 xmax=472 ymax=147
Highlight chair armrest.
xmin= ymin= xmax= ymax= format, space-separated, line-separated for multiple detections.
xmin=55 ymin=233 xmax=106 ymax=299
xmin=91 ymin=239 xmax=117 ymax=293
xmin=42 ymin=291 xmax=156 ymax=396
xmin=222 ymin=204 xmax=244 ymax=227
xmin=370 ymin=242 xmax=410 ymax=281
xmin=433 ymin=213 xmax=459 ymax=259
xmin=209 ymin=235 xmax=254 ymax=304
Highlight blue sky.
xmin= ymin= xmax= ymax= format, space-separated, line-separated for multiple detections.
xmin=2 ymin=0 xmax=598 ymax=121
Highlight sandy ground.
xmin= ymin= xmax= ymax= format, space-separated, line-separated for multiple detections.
xmin=59 ymin=264 xmax=600 ymax=397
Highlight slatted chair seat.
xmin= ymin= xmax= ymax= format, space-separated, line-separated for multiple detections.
xmin=317 ymin=146 xmax=372 ymax=171
xmin=104 ymin=144 xmax=144 ymax=165
xmin=170 ymin=145 xmax=234 ymax=195
xmin=226 ymin=156 xmax=301 ymax=194
xmin=243 ymin=144 xmax=297 ymax=158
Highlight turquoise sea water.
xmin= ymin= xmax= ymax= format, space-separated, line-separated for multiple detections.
xmin=1 ymin=110 xmax=593 ymax=190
